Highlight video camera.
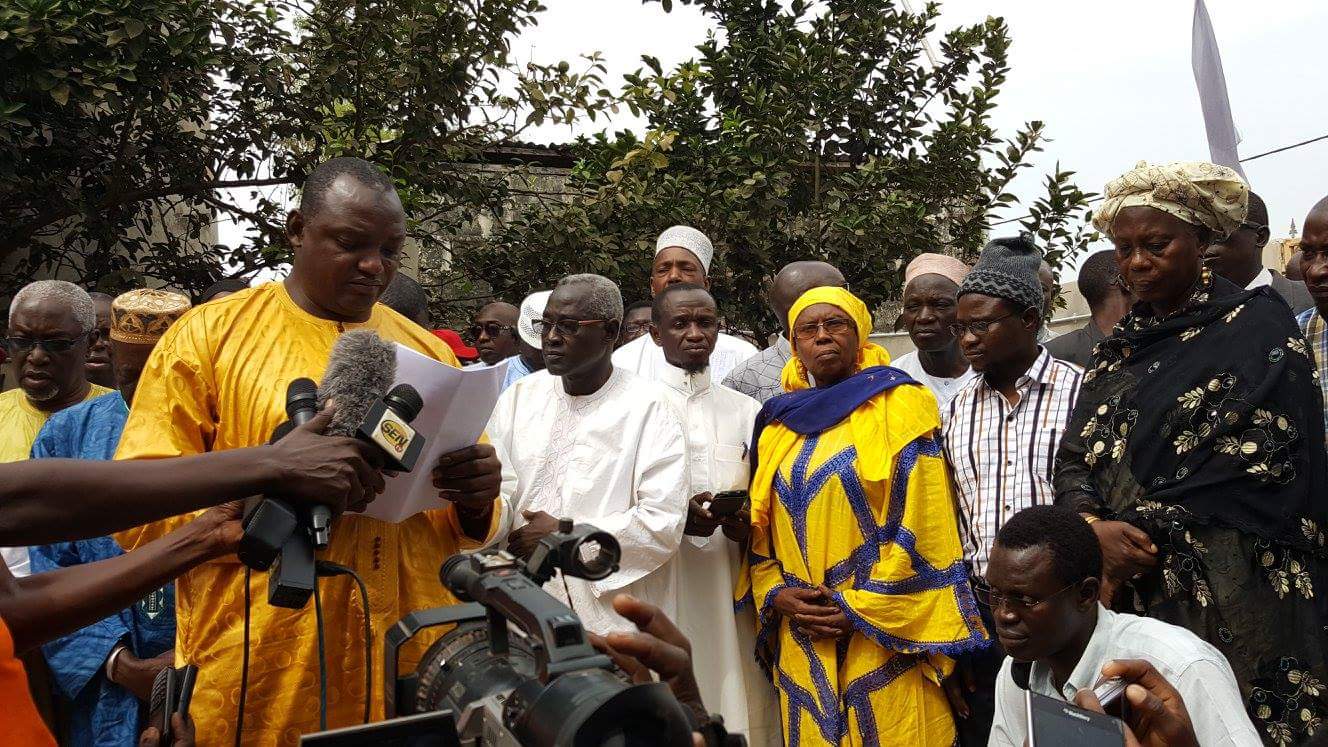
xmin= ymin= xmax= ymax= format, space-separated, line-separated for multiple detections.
xmin=301 ymin=520 xmax=701 ymax=746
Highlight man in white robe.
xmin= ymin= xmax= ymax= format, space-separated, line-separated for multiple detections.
xmin=488 ymin=273 xmax=688 ymax=634
xmin=647 ymin=283 xmax=782 ymax=746
xmin=612 ymin=225 xmax=758 ymax=383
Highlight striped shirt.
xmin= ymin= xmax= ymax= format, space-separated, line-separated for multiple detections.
xmin=1296 ymin=307 xmax=1328 ymax=446
xmin=942 ymin=347 xmax=1084 ymax=576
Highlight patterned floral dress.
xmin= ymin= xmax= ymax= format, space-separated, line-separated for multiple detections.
xmin=1055 ymin=270 xmax=1328 ymax=745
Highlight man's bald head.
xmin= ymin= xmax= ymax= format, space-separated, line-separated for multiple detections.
xmin=770 ymin=261 xmax=846 ymax=331
xmin=1300 ymin=196 xmax=1328 ymax=313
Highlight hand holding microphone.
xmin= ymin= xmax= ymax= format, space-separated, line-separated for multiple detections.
xmin=265 ymin=404 xmax=386 ymax=517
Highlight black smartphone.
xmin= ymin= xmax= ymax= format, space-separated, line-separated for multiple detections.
xmin=706 ymin=490 xmax=748 ymax=517
xmin=1026 ymin=689 xmax=1126 ymax=747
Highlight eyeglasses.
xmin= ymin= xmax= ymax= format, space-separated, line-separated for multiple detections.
xmin=1239 ymin=221 xmax=1267 ymax=233
xmin=974 ymin=581 xmax=1077 ymax=612
xmin=465 ymin=322 xmax=514 ymax=341
xmin=623 ymin=319 xmax=653 ymax=332
xmin=948 ymin=311 xmax=1018 ymax=338
xmin=3 ymin=335 xmax=89 ymax=354
xmin=532 ymin=317 xmax=609 ymax=337
xmin=792 ymin=317 xmax=853 ymax=341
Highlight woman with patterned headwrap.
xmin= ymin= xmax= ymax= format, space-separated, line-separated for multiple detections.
xmin=1054 ymin=161 xmax=1328 ymax=745
xmin=739 ymin=286 xmax=987 ymax=746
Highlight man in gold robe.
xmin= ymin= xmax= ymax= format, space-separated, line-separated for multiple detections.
xmin=114 ymin=157 xmax=504 ymax=745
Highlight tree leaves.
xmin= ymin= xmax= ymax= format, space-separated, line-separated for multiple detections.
xmin=478 ymin=0 xmax=1096 ymax=337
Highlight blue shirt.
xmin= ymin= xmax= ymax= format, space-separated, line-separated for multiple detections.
xmin=501 ymin=354 xmax=536 ymax=391
xmin=28 ymin=392 xmax=176 ymax=747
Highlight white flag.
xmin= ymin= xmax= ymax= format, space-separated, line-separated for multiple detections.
xmin=1192 ymin=0 xmax=1248 ymax=181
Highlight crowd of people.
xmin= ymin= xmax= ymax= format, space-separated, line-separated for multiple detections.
xmin=2 ymin=155 xmax=1327 ymax=747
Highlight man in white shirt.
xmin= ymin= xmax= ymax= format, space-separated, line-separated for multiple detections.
xmin=488 ymin=273 xmax=688 ymax=635
xmin=1206 ymin=190 xmax=1313 ymax=315
xmin=647 ymin=283 xmax=780 ymax=745
xmin=613 ymin=225 xmax=758 ymax=383
xmin=985 ymin=505 xmax=1260 ymax=747
xmin=891 ymin=252 xmax=976 ymax=414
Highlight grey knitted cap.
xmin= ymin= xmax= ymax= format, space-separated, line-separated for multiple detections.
xmin=957 ymin=234 xmax=1044 ymax=312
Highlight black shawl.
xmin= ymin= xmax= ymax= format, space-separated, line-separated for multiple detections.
xmin=1054 ymin=271 xmax=1328 ymax=554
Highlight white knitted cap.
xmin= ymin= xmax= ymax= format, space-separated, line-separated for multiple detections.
xmin=517 ymin=290 xmax=552 ymax=347
xmin=655 ymin=225 xmax=713 ymax=274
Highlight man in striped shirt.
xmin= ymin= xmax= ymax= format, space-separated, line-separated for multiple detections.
xmin=1296 ymin=195 xmax=1328 ymax=446
xmin=937 ymin=235 xmax=1084 ymax=746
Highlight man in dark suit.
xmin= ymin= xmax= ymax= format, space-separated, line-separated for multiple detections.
xmin=1206 ymin=190 xmax=1314 ymax=315
xmin=1045 ymin=250 xmax=1132 ymax=368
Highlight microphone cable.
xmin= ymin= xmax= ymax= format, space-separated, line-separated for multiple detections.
xmin=236 ymin=567 xmax=252 ymax=747
xmin=317 ymin=560 xmax=373 ymax=724
xmin=313 ymin=578 xmax=328 ymax=732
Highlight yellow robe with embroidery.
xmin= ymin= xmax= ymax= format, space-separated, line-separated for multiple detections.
xmin=745 ymin=382 xmax=986 ymax=746
xmin=114 ymin=282 xmax=497 ymax=746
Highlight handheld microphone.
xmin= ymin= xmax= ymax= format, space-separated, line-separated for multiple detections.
xmin=237 ymin=378 xmax=319 ymax=570
xmin=356 ymin=383 xmax=425 ymax=472
xmin=311 ymin=331 xmax=397 ymax=548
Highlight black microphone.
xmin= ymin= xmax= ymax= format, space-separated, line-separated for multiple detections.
xmin=237 ymin=378 xmax=319 ymax=570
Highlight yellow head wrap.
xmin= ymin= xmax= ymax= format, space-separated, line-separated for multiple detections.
xmin=1093 ymin=160 xmax=1248 ymax=241
xmin=781 ymin=286 xmax=891 ymax=392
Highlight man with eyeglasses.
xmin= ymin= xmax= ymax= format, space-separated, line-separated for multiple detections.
xmin=985 ymin=505 xmax=1259 ymax=747
xmin=486 ymin=273 xmax=688 ymax=635
xmin=612 ymin=225 xmax=758 ymax=384
xmin=618 ymin=300 xmax=653 ymax=348
xmin=1206 ymin=191 xmax=1313 ymax=315
xmin=467 ymin=301 xmax=519 ymax=366
xmin=1045 ymin=251 xmax=1134 ymax=368
xmin=938 ymin=236 xmax=1084 ymax=746
xmin=2 ymin=281 xmax=115 ymax=575
xmin=0 ymin=279 xmax=114 ymax=736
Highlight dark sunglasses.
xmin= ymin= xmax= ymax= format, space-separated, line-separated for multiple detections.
xmin=465 ymin=322 xmax=514 ymax=341
xmin=3 ymin=335 xmax=90 ymax=354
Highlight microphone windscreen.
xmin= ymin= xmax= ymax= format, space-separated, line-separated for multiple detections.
xmin=318 ymin=330 xmax=397 ymax=437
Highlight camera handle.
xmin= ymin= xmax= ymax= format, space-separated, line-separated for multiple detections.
xmin=384 ymin=603 xmax=486 ymax=719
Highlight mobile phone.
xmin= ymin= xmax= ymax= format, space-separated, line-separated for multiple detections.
xmin=1026 ymin=689 xmax=1126 ymax=747
xmin=1092 ymin=677 xmax=1128 ymax=719
xmin=706 ymin=491 xmax=748 ymax=517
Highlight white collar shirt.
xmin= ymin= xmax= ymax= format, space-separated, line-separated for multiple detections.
xmin=614 ymin=332 xmax=759 ymax=386
xmin=486 ymin=367 xmax=688 ymax=634
xmin=990 ymin=606 xmax=1261 ymax=747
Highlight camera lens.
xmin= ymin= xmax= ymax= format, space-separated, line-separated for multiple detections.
xmin=568 ymin=531 xmax=620 ymax=581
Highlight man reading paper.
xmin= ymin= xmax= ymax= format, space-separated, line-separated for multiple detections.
xmin=113 ymin=158 xmax=505 ymax=745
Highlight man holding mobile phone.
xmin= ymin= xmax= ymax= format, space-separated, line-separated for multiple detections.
xmin=647 ymin=284 xmax=780 ymax=745
xmin=984 ymin=506 xmax=1259 ymax=747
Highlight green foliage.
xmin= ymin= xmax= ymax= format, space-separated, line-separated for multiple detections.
xmin=0 ymin=0 xmax=608 ymax=297
xmin=463 ymin=0 xmax=1097 ymax=335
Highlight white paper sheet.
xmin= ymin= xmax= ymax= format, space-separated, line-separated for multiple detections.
xmin=360 ymin=345 xmax=509 ymax=523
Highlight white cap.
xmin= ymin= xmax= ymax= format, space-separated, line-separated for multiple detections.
xmin=517 ymin=290 xmax=552 ymax=347
xmin=655 ymin=225 xmax=713 ymax=275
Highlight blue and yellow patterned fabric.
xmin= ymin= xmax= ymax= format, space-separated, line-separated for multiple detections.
xmin=741 ymin=286 xmax=987 ymax=745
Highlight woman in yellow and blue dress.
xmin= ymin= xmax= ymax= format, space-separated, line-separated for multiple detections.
xmin=740 ymin=286 xmax=987 ymax=746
